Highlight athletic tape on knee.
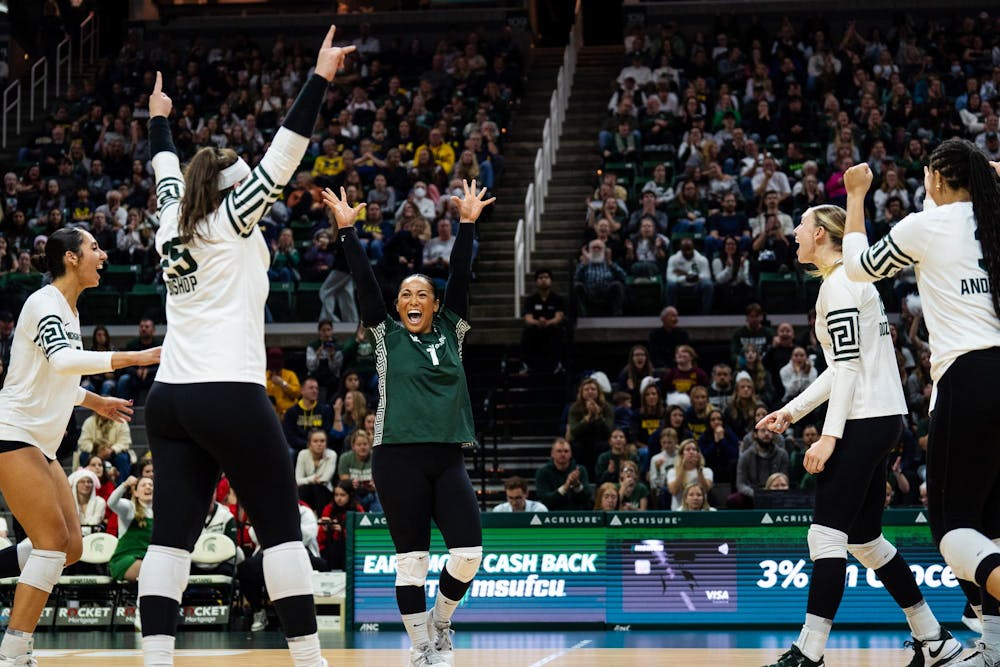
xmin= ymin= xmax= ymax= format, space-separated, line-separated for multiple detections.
xmin=807 ymin=525 xmax=848 ymax=562
xmin=446 ymin=546 xmax=483 ymax=583
xmin=848 ymin=534 xmax=897 ymax=570
xmin=18 ymin=549 xmax=65 ymax=594
xmin=262 ymin=542 xmax=314 ymax=600
xmin=940 ymin=529 xmax=1000 ymax=581
xmin=395 ymin=551 xmax=430 ymax=588
xmin=138 ymin=545 xmax=191 ymax=602
xmin=16 ymin=539 xmax=32 ymax=571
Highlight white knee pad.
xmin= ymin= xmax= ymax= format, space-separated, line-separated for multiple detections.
xmin=807 ymin=525 xmax=848 ymax=562
xmin=262 ymin=542 xmax=314 ymax=600
xmin=395 ymin=551 xmax=430 ymax=588
xmin=446 ymin=546 xmax=483 ymax=584
xmin=18 ymin=549 xmax=65 ymax=594
xmin=940 ymin=529 xmax=1000 ymax=581
xmin=848 ymin=534 xmax=897 ymax=570
xmin=138 ymin=545 xmax=191 ymax=602
xmin=16 ymin=539 xmax=32 ymax=571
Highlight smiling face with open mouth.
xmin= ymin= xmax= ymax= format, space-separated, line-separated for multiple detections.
xmin=396 ymin=275 xmax=439 ymax=334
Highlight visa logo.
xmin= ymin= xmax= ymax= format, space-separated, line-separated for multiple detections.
xmin=705 ymin=590 xmax=730 ymax=601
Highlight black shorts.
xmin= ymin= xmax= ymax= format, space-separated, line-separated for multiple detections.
xmin=372 ymin=443 xmax=481 ymax=554
xmin=926 ymin=347 xmax=1000 ymax=543
xmin=813 ymin=415 xmax=903 ymax=543
xmin=144 ymin=381 xmax=301 ymax=552
xmin=0 ymin=440 xmax=54 ymax=461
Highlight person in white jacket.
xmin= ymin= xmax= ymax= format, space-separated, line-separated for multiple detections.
xmin=295 ymin=429 xmax=338 ymax=513
xmin=665 ymin=238 xmax=713 ymax=314
xmin=67 ymin=468 xmax=106 ymax=535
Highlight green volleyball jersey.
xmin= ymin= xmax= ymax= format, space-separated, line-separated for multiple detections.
xmin=370 ymin=307 xmax=475 ymax=446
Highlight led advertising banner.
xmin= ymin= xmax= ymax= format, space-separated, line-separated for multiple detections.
xmin=348 ymin=510 xmax=965 ymax=627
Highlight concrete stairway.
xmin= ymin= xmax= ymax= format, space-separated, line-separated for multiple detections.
xmin=466 ymin=45 xmax=622 ymax=345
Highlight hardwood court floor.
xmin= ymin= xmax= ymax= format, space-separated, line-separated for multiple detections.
xmin=28 ymin=647 xmax=957 ymax=666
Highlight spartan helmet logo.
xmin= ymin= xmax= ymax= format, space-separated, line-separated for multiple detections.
xmin=206 ymin=539 xmax=217 ymax=553
xmin=93 ymin=542 xmax=105 ymax=553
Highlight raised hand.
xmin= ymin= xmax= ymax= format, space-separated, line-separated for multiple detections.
xmin=149 ymin=71 xmax=172 ymax=118
xmin=843 ymin=163 xmax=874 ymax=196
xmin=452 ymin=179 xmax=496 ymax=223
xmin=314 ymin=25 xmax=357 ymax=82
xmin=322 ymin=187 xmax=366 ymax=229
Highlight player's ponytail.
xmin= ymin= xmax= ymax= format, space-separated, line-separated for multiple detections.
xmin=929 ymin=138 xmax=1000 ymax=317
xmin=804 ymin=205 xmax=846 ymax=279
xmin=179 ymin=146 xmax=239 ymax=244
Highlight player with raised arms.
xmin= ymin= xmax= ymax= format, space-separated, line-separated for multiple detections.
xmin=757 ymin=204 xmax=962 ymax=667
xmin=139 ymin=27 xmax=354 ymax=667
xmin=323 ymin=180 xmax=492 ymax=667
xmin=841 ymin=141 xmax=1000 ymax=666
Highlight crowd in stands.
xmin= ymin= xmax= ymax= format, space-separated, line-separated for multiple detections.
xmin=520 ymin=301 xmax=930 ymax=511
xmin=574 ymin=11 xmax=1000 ymax=317
xmin=2 ymin=8 xmax=520 ymax=322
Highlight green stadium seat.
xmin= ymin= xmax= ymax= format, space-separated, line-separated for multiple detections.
xmin=625 ymin=275 xmax=663 ymax=315
xmin=267 ymin=282 xmax=296 ymax=322
xmin=295 ymin=281 xmax=323 ymax=321
xmin=124 ymin=284 xmax=165 ymax=324
xmin=756 ymin=272 xmax=799 ymax=313
xmin=78 ymin=288 xmax=121 ymax=326
xmin=290 ymin=220 xmax=315 ymax=244
xmin=101 ymin=264 xmax=139 ymax=293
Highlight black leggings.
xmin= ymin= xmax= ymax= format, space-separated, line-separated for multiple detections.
xmin=926 ymin=348 xmax=1000 ymax=545
xmin=813 ymin=415 xmax=902 ymax=541
xmin=372 ymin=443 xmax=481 ymax=553
xmin=144 ymin=382 xmax=302 ymax=552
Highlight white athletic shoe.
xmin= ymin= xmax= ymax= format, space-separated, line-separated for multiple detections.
xmin=133 ymin=607 xmax=142 ymax=632
xmin=251 ymin=609 xmax=267 ymax=632
xmin=963 ymin=609 xmax=985 ymax=635
xmin=949 ymin=641 xmax=1000 ymax=667
xmin=408 ymin=643 xmax=447 ymax=666
xmin=426 ymin=609 xmax=454 ymax=665
xmin=905 ymin=629 xmax=964 ymax=666
xmin=0 ymin=654 xmax=38 ymax=666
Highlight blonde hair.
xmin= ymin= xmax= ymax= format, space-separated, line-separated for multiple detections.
xmin=681 ymin=482 xmax=712 ymax=511
xmin=594 ymin=482 xmax=620 ymax=510
xmin=673 ymin=438 xmax=705 ymax=470
xmin=764 ymin=472 xmax=790 ymax=490
xmin=803 ymin=205 xmax=846 ymax=278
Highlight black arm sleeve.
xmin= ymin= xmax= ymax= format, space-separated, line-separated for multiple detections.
xmin=282 ymin=74 xmax=330 ymax=137
xmin=338 ymin=226 xmax=388 ymax=327
xmin=443 ymin=222 xmax=475 ymax=320
xmin=148 ymin=116 xmax=177 ymax=156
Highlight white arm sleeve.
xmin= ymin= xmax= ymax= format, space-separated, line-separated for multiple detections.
xmin=221 ymin=127 xmax=310 ymax=238
xmin=786 ymin=368 xmax=833 ymax=422
xmin=843 ymin=210 xmax=928 ymax=283
xmin=107 ymin=482 xmax=136 ymax=528
xmin=47 ymin=347 xmax=115 ymax=376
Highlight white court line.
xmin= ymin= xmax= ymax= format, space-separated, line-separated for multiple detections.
xmin=527 ymin=639 xmax=592 ymax=667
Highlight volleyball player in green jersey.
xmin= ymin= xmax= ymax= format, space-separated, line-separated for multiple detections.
xmin=324 ymin=181 xmax=494 ymax=667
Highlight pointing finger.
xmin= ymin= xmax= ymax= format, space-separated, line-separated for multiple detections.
xmin=323 ymin=25 xmax=336 ymax=50
xmin=153 ymin=71 xmax=162 ymax=95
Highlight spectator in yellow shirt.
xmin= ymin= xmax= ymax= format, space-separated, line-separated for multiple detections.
xmin=415 ymin=128 xmax=456 ymax=175
xmin=265 ymin=347 xmax=302 ymax=418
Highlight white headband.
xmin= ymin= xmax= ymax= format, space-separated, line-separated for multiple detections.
xmin=218 ymin=158 xmax=251 ymax=190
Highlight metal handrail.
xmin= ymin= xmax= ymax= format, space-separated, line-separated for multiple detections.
xmin=3 ymin=81 xmax=21 ymax=148
xmin=30 ymin=58 xmax=47 ymax=122
xmin=55 ymin=36 xmax=71 ymax=98
xmin=79 ymin=12 xmax=97 ymax=71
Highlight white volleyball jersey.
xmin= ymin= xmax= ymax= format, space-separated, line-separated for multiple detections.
xmin=786 ymin=265 xmax=906 ymax=438
xmin=0 ymin=285 xmax=113 ymax=457
xmin=843 ymin=200 xmax=1000 ymax=408
xmin=152 ymin=128 xmax=309 ymax=385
